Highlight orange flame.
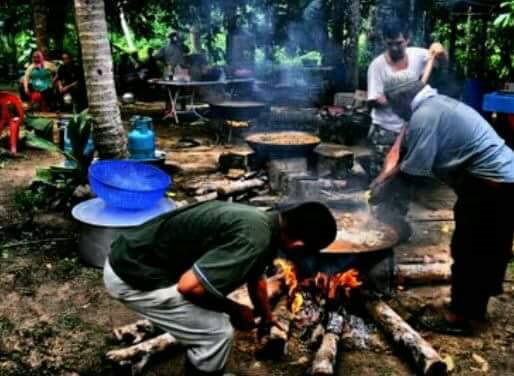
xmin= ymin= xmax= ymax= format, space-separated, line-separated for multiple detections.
xmin=273 ymin=258 xmax=298 ymax=295
xmin=291 ymin=292 xmax=304 ymax=314
xmin=330 ymin=268 xmax=363 ymax=298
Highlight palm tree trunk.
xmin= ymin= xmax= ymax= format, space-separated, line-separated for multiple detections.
xmin=73 ymin=0 xmax=127 ymax=159
xmin=31 ymin=0 xmax=48 ymax=53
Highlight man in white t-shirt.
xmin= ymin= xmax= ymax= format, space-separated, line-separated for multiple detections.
xmin=367 ymin=21 xmax=447 ymax=179
xmin=366 ymin=20 xmax=447 ymax=241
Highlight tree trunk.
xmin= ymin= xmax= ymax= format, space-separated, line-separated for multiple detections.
xmin=344 ymin=0 xmax=360 ymax=90
xmin=31 ymin=0 xmax=48 ymax=53
xmin=73 ymin=0 xmax=127 ymax=159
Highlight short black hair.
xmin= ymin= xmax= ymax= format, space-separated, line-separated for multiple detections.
xmin=279 ymin=202 xmax=337 ymax=251
xmin=383 ymin=19 xmax=410 ymax=40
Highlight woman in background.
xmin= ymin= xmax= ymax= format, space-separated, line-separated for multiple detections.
xmin=23 ymin=51 xmax=57 ymax=112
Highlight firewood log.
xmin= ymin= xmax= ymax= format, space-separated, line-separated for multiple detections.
xmin=256 ymin=297 xmax=292 ymax=359
xmin=311 ymin=311 xmax=344 ymax=375
xmin=395 ymin=263 xmax=451 ymax=286
xmin=113 ymin=319 xmax=156 ymax=344
xmin=307 ymin=323 xmax=325 ymax=349
xmin=107 ymin=333 xmax=177 ymax=375
xmin=175 ymin=192 xmax=218 ymax=207
xmin=365 ymin=299 xmax=447 ymax=375
xmin=217 ymin=178 xmax=267 ymax=197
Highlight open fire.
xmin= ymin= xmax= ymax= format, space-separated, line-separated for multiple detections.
xmin=273 ymin=258 xmax=362 ymax=316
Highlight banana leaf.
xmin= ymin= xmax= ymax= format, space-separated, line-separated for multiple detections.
xmin=24 ymin=116 xmax=54 ymax=139
xmin=24 ymin=132 xmax=76 ymax=162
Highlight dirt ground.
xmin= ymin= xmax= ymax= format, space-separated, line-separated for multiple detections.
xmin=0 ymin=113 xmax=513 ymax=376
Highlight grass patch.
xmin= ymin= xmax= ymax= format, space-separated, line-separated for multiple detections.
xmin=59 ymin=310 xmax=83 ymax=330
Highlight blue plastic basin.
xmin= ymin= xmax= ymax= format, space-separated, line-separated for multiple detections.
xmin=89 ymin=160 xmax=171 ymax=209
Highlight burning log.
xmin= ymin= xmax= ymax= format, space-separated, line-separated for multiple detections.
xmin=365 ymin=299 xmax=447 ymax=375
xmin=311 ymin=311 xmax=345 ymax=376
xmin=217 ymin=178 xmax=267 ymax=197
xmin=395 ymin=263 xmax=451 ymax=286
xmin=107 ymin=333 xmax=178 ymax=375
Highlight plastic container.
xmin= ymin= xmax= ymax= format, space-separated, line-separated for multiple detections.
xmin=128 ymin=116 xmax=155 ymax=160
xmin=72 ymin=197 xmax=176 ymax=267
xmin=89 ymin=160 xmax=171 ymax=209
xmin=462 ymin=79 xmax=484 ymax=113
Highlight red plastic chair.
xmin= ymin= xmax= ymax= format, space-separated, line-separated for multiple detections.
xmin=30 ymin=91 xmax=49 ymax=112
xmin=0 ymin=92 xmax=25 ymax=153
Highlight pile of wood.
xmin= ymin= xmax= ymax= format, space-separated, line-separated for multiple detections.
xmin=176 ymin=174 xmax=269 ymax=207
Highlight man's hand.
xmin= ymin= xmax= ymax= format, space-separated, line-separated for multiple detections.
xmin=429 ymin=43 xmax=446 ymax=59
xmin=230 ymin=304 xmax=256 ymax=331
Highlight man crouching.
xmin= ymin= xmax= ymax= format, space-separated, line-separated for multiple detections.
xmin=103 ymin=200 xmax=337 ymax=375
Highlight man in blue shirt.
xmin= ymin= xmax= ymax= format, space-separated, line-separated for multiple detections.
xmin=371 ymin=71 xmax=514 ymax=335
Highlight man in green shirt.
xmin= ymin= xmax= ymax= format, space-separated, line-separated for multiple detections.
xmin=104 ymin=200 xmax=337 ymax=375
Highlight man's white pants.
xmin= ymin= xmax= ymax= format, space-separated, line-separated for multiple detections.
xmin=103 ymin=261 xmax=234 ymax=372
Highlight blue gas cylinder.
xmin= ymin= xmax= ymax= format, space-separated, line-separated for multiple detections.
xmin=128 ymin=116 xmax=156 ymax=160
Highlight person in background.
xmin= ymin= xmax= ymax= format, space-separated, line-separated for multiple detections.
xmin=115 ymin=53 xmax=140 ymax=94
xmin=367 ymin=20 xmax=447 ymax=178
xmin=104 ymin=201 xmax=337 ymax=375
xmin=155 ymin=31 xmax=190 ymax=78
xmin=142 ymin=48 xmax=161 ymax=79
xmin=366 ymin=19 xmax=447 ymax=239
xmin=23 ymin=50 xmax=57 ymax=111
xmin=370 ymin=71 xmax=514 ymax=335
xmin=56 ymin=52 xmax=88 ymax=112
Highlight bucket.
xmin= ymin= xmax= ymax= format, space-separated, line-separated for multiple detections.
xmin=462 ymin=79 xmax=484 ymax=113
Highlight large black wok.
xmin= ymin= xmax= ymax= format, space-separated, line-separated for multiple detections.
xmin=286 ymin=201 xmax=401 ymax=279
xmin=209 ymin=101 xmax=268 ymax=121
xmin=245 ymin=131 xmax=321 ymax=161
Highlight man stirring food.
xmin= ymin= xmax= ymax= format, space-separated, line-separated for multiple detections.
xmin=370 ymin=71 xmax=514 ymax=335
xmin=103 ymin=200 xmax=337 ymax=375
xmin=367 ymin=19 xmax=447 ymax=239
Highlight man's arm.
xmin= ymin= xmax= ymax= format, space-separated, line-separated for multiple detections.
xmin=367 ymin=60 xmax=387 ymax=109
xmin=370 ymin=126 xmax=406 ymax=189
xmin=368 ymin=95 xmax=388 ymax=109
xmin=178 ymin=269 xmax=256 ymax=331
xmin=248 ymin=275 xmax=273 ymax=322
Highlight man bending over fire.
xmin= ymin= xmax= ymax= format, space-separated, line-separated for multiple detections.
xmin=103 ymin=200 xmax=336 ymax=375
xmin=370 ymin=71 xmax=514 ymax=335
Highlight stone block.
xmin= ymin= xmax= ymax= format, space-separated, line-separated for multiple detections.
xmin=267 ymin=158 xmax=310 ymax=192
xmin=218 ymin=147 xmax=256 ymax=173
xmin=314 ymin=143 xmax=354 ymax=178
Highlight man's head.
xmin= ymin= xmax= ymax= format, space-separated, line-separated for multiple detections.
xmin=383 ymin=71 xmax=425 ymax=121
xmin=62 ymin=52 xmax=72 ymax=66
xmin=383 ymin=20 xmax=410 ymax=62
xmin=277 ymin=202 xmax=337 ymax=254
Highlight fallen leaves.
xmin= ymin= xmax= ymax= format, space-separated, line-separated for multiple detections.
xmin=471 ymin=353 xmax=490 ymax=373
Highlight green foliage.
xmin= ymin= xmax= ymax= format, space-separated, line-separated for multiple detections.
xmin=494 ymin=1 xmax=514 ymax=28
xmin=18 ymin=110 xmax=94 ymax=213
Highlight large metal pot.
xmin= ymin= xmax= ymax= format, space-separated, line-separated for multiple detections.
xmin=72 ymin=198 xmax=175 ymax=268
xmin=209 ymin=101 xmax=268 ymax=121
xmin=286 ymin=202 xmax=401 ymax=292
xmin=246 ymin=131 xmax=321 ymax=162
